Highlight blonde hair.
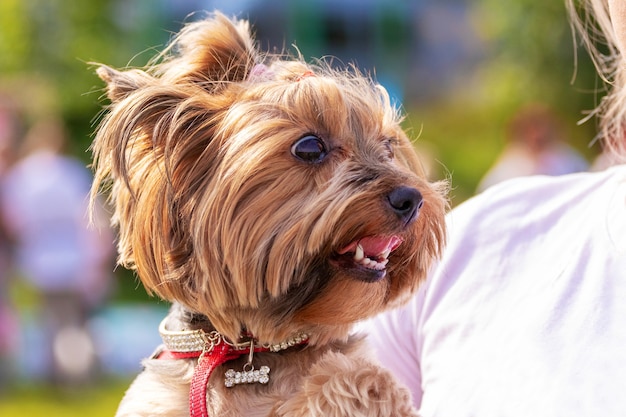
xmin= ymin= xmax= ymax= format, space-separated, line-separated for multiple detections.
xmin=568 ymin=0 xmax=626 ymax=160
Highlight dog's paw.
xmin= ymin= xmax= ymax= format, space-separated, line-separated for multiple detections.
xmin=276 ymin=351 xmax=419 ymax=417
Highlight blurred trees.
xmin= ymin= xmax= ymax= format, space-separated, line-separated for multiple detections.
xmin=409 ymin=0 xmax=601 ymax=203
xmin=0 ymin=0 xmax=165 ymax=159
xmin=0 ymin=0 xmax=604 ymax=201
xmin=472 ymin=0 xmax=598 ymax=115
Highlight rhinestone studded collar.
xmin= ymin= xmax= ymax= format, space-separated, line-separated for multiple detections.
xmin=156 ymin=318 xmax=309 ymax=417
xmin=158 ymin=317 xmax=309 ymax=354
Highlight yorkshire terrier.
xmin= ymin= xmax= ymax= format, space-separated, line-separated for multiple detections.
xmin=91 ymin=12 xmax=447 ymax=417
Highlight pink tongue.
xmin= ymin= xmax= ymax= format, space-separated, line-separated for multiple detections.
xmin=338 ymin=236 xmax=402 ymax=256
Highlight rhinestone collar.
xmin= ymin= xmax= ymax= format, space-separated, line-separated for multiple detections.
xmin=158 ymin=317 xmax=309 ymax=354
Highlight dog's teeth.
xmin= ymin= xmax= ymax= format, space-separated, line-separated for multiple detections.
xmin=350 ymin=244 xmax=390 ymax=271
xmin=354 ymin=244 xmax=364 ymax=261
xmin=356 ymin=256 xmax=389 ymax=271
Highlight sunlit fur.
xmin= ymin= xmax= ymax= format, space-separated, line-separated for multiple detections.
xmin=91 ymin=12 xmax=447 ymax=416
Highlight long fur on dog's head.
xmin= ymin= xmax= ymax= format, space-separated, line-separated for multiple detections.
xmin=91 ymin=12 xmax=446 ymax=346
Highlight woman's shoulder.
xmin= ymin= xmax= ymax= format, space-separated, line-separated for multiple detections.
xmin=450 ymin=167 xmax=625 ymax=228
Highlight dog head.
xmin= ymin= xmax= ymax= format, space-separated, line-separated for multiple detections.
xmin=91 ymin=12 xmax=447 ymax=345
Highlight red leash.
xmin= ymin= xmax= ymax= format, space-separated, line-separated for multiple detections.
xmin=189 ymin=342 xmax=230 ymax=417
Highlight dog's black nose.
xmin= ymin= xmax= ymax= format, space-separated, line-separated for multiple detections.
xmin=387 ymin=186 xmax=423 ymax=225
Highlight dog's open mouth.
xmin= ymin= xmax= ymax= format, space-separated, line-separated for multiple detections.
xmin=333 ymin=236 xmax=403 ymax=281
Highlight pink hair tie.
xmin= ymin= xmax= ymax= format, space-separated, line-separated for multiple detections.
xmin=296 ymin=71 xmax=315 ymax=81
xmin=248 ymin=64 xmax=274 ymax=82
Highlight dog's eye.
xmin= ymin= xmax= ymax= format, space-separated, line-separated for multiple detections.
xmin=291 ymin=135 xmax=327 ymax=163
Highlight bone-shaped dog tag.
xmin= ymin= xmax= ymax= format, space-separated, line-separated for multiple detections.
xmin=224 ymin=365 xmax=270 ymax=387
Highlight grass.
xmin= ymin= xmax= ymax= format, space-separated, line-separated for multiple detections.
xmin=0 ymin=379 xmax=131 ymax=417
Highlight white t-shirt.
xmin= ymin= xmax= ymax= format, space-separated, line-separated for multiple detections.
xmin=363 ymin=165 xmax=626 ymax=417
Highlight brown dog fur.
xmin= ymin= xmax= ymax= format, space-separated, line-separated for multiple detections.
xmin=91 ymin=12 xmax=447 ymax=417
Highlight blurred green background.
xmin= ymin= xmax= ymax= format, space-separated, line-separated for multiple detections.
xmin=0 ymin=0 xmax=602 ymax=415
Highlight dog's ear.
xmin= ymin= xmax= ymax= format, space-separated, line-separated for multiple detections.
xmin=96 ymin=65 xmax=153 ymax=103
xmin=157 ymin=12 xmax=258 ymax=89
xmin=96 ymin=12 xmax=258 ymax=103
